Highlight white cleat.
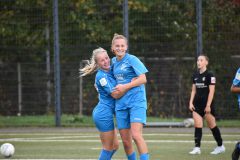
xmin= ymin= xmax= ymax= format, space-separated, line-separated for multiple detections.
xmin=189 ymin=147 xmax=201 ymax=155
xmin=210 ymin=145 xmax=225 ymax=155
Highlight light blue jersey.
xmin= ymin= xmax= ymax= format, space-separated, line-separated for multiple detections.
xmin=93 ymin=69 xmax=116 ymax=132
xmin=95 ymin=69 xmax=116 ymax=108
xmin=232 ymin=68 xmax=240 ymax=107
xmin=112 ymin=53 xmax=148 ymax=110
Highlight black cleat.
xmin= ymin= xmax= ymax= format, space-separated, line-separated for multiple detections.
xmin=232 ymin=142 xmax=240 ymax=160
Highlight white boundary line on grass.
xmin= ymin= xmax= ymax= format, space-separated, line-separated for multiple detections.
xmin=0 ymin=133 xmax=238 ymax=137
xmin=0 ymin=133 xmax=239 ymax=144
xmin=0 ymin=139 xmax=238 ymax=144
xmin=143 ymin=133 xmax=239 ymax=137
xmin=13 ymin=159 xmax=124 ymax=160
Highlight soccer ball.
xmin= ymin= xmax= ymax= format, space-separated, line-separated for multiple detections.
xmin=0 ymin=143 xmax=15 ymax=158
xmin=183 ymin=118 xmax=194 ymax=128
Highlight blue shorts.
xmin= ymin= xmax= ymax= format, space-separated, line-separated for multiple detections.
xmin=92 ymin=104 xmax=115 ymax=132
xmin=116 ymin=101 xmax=147 ymax=130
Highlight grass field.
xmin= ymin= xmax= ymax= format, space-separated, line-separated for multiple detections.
xmin=0 ymin=115 xmax=240 ymax=127
xmin=0 ymin=127 xmax=239 ymax=160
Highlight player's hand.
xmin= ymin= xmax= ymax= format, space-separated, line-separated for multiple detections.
xmin=189 ymin=104 xmax=195 ymax=111
xmin=205 ymin=106 xmax=211 ymax=114
xmin=131 ymin=77 xmax=138 ymax=81
xmin=114 ymin=84 xmax=127 ymax=94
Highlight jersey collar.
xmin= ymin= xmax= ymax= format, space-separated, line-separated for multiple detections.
xmin=117 ymin=53 xmax=129 ymax=62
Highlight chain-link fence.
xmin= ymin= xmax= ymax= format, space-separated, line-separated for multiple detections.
xmin=0 ymin=0 xmax=239 ymax=119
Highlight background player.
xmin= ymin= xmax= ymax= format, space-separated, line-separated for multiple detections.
xmin=111 ymin=33 xmax=149 ymax=160
xmin=188 ymin=54 xmax=225 ymax=155
xmin=230 ymin=67 xmax=240 ymax=160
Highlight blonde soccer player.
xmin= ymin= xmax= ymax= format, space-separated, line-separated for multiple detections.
xmin=111 ymin=34 xmax=149 ymax=160
xmin=80 ymin=48 xmax=125 ymax=160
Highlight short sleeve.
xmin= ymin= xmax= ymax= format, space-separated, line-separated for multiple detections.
xmin=192 ymin=72 xmax=196 ymax=84
xmin=129 ymin=56 xmax=148 ymax=76
xmin=96 ymin=74 xmax=115 ymax=95
xmin=233 ymin=68 xmax=240 ymax=86
xmin=207 ymin=72 xmax=216 ymax=85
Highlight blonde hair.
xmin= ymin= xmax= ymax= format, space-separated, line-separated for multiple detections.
xmin=79 ymin=47 xmax=107 ymax=77
xmin=111 ymin=33 xmax=128 ymax=47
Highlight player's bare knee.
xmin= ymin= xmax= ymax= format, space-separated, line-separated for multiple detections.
xmin=131 ymin=133 xmax=143 ymax=142
xmin=113 ymin=141 xmax=119 ymax=150
xmin=122 ymin=139 xmax=132 ymax=149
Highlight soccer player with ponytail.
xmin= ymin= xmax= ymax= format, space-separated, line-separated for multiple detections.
xmin=80 ymin=47 xmax=127 ymax=160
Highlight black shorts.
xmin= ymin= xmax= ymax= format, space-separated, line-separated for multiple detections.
xmin=193 ymin=105 xmax=216 ymax=118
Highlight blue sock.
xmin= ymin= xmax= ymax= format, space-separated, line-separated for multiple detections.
xmin=99 ymin=149 xmax=112 ymax=160
xmin=127 ymin=152 xmax=137 ymax=160
xmin=140 ymin=153 xmax=149 ymax=160
xmin=110 ymin=149 xmax=117 ymax=158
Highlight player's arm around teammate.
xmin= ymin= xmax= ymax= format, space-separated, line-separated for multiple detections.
xmin=189 ymin=54 xmax=225 ymax=155
xmin=231 ymin=84 xmax=240 ymax=93
xmin=80 ymin=47 xmax=123 ymax=160
xmin=111 ymin=33 xmax=149 ymax=160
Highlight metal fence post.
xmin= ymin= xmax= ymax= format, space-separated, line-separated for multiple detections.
xmin=53 ymin=0 xmax=61 ymax=126
xmin=79 ymin=61 xmax=83 ymax=116
xmin=123 ymin=0 xmax=129 ymax=49
xmin=17 ymin=62 xmax=22 ymax=116
xmin=46 ymin=22 xmax=51 ymax=113
xmin=196 ymin=0 xmax=203 ymax=57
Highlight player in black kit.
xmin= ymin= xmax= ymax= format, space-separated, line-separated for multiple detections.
xmin=188 ymin=54 xmax=225 ymax=155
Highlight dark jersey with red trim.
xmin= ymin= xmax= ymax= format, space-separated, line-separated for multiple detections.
xmin=192 ymin=70 xmax=216 ymax=108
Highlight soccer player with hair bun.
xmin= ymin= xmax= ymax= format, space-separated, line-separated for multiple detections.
xmin=188 ymin=54 xmax=225 ymax=155
xmin=111 ymin=33 xmax=149 ymax=160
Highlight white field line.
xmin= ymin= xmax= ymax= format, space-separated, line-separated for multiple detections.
xmin=0 ymin=133 xmax=238 ymax=143
xmin=13 ymin=135 xmax=98 ymax=139
xmin=91 ymin=147 xmax=102 ymax=150
xmin=0 ymin=133 xmax=98 ymax=135
xmin=12 ymin=159 xmax=125 ymax=160
xmin=0 ymin=133 xmax=238 ymax=137
xmin=143 ymin=133 xmax=239 ymax=137
xmin=0 ymin=133 xmax=98 ymax=136
xmin=0 ymin=138 xmax=238 ymax=144
xmin=0 ymin=135 xmax=99 ymax=142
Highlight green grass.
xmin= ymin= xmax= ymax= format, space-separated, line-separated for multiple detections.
xmin=0 ymin=115 xmax=238 ymax=159
xmin=0 ymin=129 xmax=238 ymax=159
xmin=0 ymin=115 xmax=240 ymax=128
xmin=0 ymin=115 xmax=95 ymax=127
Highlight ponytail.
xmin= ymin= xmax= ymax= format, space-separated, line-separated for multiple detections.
xmin=79 ymin=47 xmax=107 ymax=77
